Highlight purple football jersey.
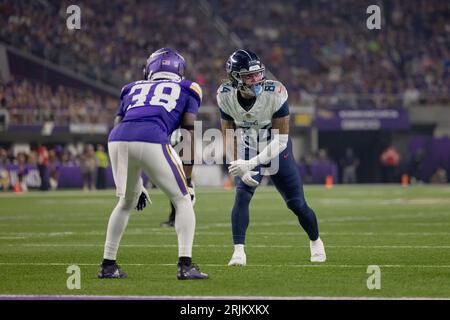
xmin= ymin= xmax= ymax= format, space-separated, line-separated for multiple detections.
xmin=108 ymin=79 xmax=202 ymax=144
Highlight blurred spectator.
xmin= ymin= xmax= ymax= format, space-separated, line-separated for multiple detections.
xmin=37 ymin=143 xmax=49 ymax=190
xmin=409 ymin=147 xmax=425 ymax=183
xmin=95 ymin=144 xmax=109 ymax=190
xmin=16 ymin=152 xmax=29 ymax=192
xmin=0 ymin=167 xmax=9 ymax=191
xmin=299 ymin=154 xmax=313 ymax=184
xmin=430 ymin=166 xmax=448 ymax=184
xmin=340 ymin=148 xmax=359 ymax=184
xmin=80 ymin=144 xmax=97 ymax=191
xmin=48 ymin=149 xmax=60 ymax=190
xmin=403 ymin=81 xmax=421 ymax=107
xmin=0 ymin=150 xmax=10 ymax=190
xmin=380 ymin=145 xmax=401 ymax=183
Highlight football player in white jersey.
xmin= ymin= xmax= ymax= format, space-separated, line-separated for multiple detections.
xmin=217 ymin=50 xmax=326 ymax=266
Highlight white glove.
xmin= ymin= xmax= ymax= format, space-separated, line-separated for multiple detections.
xmin=241 ymin=171 xmax=259 ymax=187
xmin=187 ymin=179 xmax=196 ymax=206
xmin=229 ymin=159 xmax=257 ymax=177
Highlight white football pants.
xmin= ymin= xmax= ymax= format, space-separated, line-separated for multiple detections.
xmin=103 ymin=141 xmax=195 ymax=260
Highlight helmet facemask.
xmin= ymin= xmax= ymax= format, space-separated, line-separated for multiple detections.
xmin=231 ymin=66 xmax=265 ymax=97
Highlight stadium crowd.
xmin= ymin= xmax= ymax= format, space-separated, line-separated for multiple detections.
xmin=0 ymin=0 xmax=230 ymax=107
xmin=212 ymin=0 xmax=449 ymax=108
xmin=0 ymin=143 xmax=110 ymax=191
xmin=0 ymin=77 xmax=117 ymax=125
xmin=0 ymin=0 xmax=448 ymax=126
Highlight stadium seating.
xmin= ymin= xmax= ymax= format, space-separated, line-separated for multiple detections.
xmin=1 ymin=0 xmax=448 ymax=112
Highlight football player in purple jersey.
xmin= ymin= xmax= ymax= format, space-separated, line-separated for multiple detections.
xmin=98 ymin=48 xmax=208 ymax=280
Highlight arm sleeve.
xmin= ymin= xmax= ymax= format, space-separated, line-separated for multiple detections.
xmin=116 ymin=85 xmax=131 ymax=117
xmin=272 ymin=101 xmax=289 ymax=118
xmin=116 ymin=101 xmax=126 ymax=117
xmin=185 ymin=95 xmax=200 ymax=114
xmin=252 ymin=134 xmax=289 ymax=166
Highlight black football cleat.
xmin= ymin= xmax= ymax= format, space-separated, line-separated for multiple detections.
xmin=177 ymin=263 xmax=209 ymax=280
xmin=98 ymin=263 xmax=127 ymax=279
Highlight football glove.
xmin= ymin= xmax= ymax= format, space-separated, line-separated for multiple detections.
xmin=241 ymin=170 xmax=259 ymax=187
xmin=229 ymin=159 xmax=257 ymax=177
xmin=136 ymin=187 xmax=151 ymax=211
xmin=186 ymin=178 xmax=196 ymax=206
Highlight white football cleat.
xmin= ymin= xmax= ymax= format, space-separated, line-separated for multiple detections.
xmin=310 ymin=237 xmax=326 ymax=262
xmin=228 ymin=250 xmax=246 ymax=266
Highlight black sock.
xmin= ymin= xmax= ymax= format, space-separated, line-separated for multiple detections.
xmin=178 ymin=257 xmax=192 ymax=266
xmin=102 ymin=259 xmax=116 ymax=266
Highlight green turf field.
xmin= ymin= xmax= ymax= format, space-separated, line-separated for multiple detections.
xmin=1 ymin=185 xmax=450 ymax=298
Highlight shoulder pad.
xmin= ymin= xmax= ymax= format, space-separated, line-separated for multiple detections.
xmin=120 ymin=82 xmax=134 ymax=99
xmin=181 ymin=80 xmax=202 ymax=102
xmin=264 ymin=80 xmax=288 ymax=102
xmin=216 ymin=83 xmax=234 ymax=109
xmin=217 ymin=83 xmax=233 ymax=94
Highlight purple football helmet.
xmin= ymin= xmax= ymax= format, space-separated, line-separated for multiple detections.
xmin=143 ymin=48 xmax=186 ymax=81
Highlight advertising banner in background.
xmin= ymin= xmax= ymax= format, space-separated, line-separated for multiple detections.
xmin=315 ymin=108 xmax=410 ymax=131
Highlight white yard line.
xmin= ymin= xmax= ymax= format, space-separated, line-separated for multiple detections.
xmin=1 ymin=262 xmax=450 ymax=269
xmin=4 ymin=243 xmax=450 ymax=249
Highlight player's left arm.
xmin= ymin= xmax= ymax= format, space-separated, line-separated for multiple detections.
xmin=255 ymin=114 xmax=289 ymax=164
xmin=231 ymin=116 xmax=289 ymax=171
xmin=252 ymin=82 xmax=290 ymax=165
xmin=113 ymin=84 xmax=131 ymax=126
xmin=180 ymin=112 xmax=196 ymax=181
xmin=229 ymin=116 xmax=289 ymax=176
xmin=180 ymin=111 xmax=197 ymax=203
xmin=229 ymin=84 xmax=290 ymax=175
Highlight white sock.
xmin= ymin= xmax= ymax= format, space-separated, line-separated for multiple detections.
xmin=234 ymin=244 xmax=245 ymax=254
xmin=173 ymin=194 xmax=196 ymax=258
xmin=311 ymin=237 xmax=322 ymax=244
xmin=103 ymin=198 xmax=135 ymax=260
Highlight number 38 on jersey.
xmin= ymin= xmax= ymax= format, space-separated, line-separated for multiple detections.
xmin=126 ymin=81 xmax=181 ymax=112
xmin=120 ymin=79 xmax=202 ymax=115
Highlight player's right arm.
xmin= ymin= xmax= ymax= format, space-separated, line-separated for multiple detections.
xmin=180 ymin=112 xmax=196 ymax=181
xmin=180 ymin=81 xmax=202 ymax=201
xmin=217 ymin=84 xmax=237 ymax=164
xmin=220 ymin=118 xmax=237 ymax=163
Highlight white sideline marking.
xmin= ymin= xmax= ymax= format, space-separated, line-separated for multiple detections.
xmin=1 ymin=262 xmax=450 ymax=269
xmin=0 ymin=294 xmax=447 ymax=300
xmin=5 ymin=243 xmax=450 ymax=249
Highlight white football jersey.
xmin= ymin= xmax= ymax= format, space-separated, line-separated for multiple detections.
xmin=217 ymin=80 xmax=288 ymax=151
xmin=217 ymin=80 xmax=288 ymax=130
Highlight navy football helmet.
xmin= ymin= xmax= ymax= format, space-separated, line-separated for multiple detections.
xmin=226 ymin=49 xmax=265 ymax=97
xmin=143 ymin=48 xmax=186 ymax=81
